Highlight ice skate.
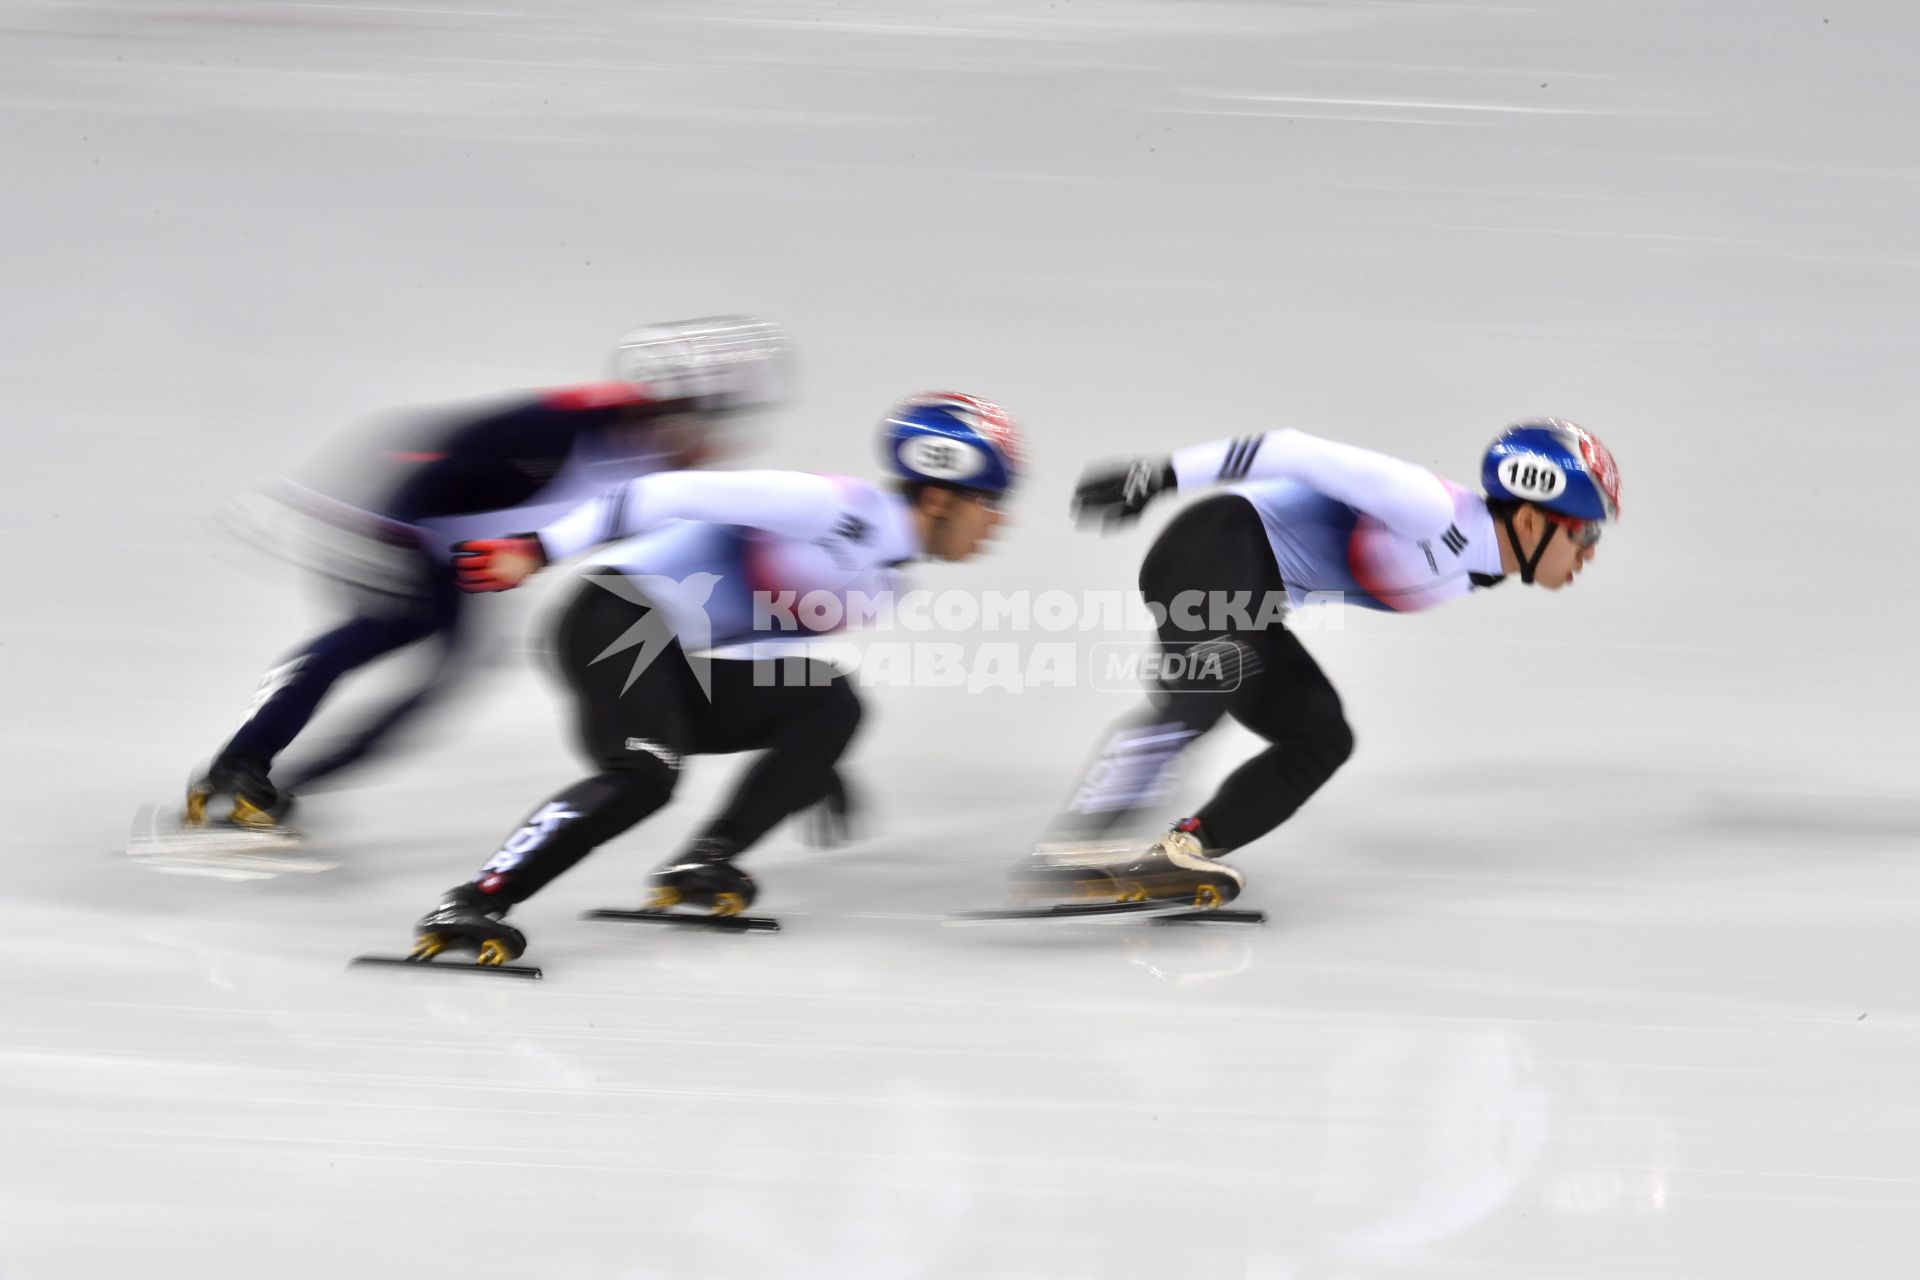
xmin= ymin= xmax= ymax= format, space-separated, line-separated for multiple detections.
xmin=1096 ymin=828 xmax=1246 ymax=910
xmin=647 ymin=838 xmax=759 ymax=917
xmin=583 ymin=839 xmax=781 ymax=932
xmin=409 ymin=883 xmax=529 ymax=966
xmin=349 ymin=884 xmax=542 ymax=978
xmin=184 ymin=756 xmax=295 ymax=833
xmin=1007 ymin=837 xmax=1143 ymax=902
xmin=957 ymin=829 xmax=1261 ymax=926
xmin=128 ymin=759 xmax=325 ymax=877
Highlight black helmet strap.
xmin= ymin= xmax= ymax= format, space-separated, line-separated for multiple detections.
xmin=1500 ymin=506 xmax=1559 ymax=585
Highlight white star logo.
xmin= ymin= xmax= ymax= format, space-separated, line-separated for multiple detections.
xmin=583 ymin=571 xmax=723 ymax=699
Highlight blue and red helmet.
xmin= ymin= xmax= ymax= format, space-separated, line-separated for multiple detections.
xmin=1482 ymin=418 xmax=1621 ymax=522
xmin=881 ymin=392 xmax=1023 ymax=494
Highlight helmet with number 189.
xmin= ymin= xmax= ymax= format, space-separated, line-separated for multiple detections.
xmin=1481 ymin=418 xmax=1621 ymax=522
xmin=881 ymin=392 xmax=1024 ymax=494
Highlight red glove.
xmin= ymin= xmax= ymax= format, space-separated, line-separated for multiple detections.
xmin=452 ymin=535 xmax=547 ymax=593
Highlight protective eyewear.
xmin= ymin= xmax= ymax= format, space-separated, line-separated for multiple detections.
xmin=1542 ymin=511 xmax=1603 ymax=548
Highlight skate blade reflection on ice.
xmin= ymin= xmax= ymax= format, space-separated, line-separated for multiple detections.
xmin=125 ymin=803 xmax=338 ymax=880
xmin=1122 ymin=930 xmax=1255 ymax=985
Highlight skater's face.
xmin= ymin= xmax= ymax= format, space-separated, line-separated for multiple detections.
xmin=1514 ymin=505 xmax=1599 ymax=589
xmin=919 ymin=488 xmax=1006 ymax=561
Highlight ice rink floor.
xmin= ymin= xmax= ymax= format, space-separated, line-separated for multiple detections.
xmin=4 ymin=1 xmax=1919 ymax=1276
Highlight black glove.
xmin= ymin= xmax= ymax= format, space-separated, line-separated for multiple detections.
xmin=1071 ymin=457 xmax=1176 ymax=529
xmin=803 ymin=769 xmax=859 ymax=848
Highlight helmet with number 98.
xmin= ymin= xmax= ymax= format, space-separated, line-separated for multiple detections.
xmin=612 ymin=315 xmax=790 ymax=412
xmin=1481 ymin=418 xmax=1620 ymax=522
xmin=881 ymin=392 xmax=1023 ymax=494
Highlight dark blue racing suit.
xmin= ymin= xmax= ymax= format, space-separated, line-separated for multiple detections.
xmin=212 ymin=382 xmax=684 ymax=795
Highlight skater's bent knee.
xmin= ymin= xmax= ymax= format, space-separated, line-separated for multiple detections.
xmin=1316 ymin=716 xmax=1355 ymax=771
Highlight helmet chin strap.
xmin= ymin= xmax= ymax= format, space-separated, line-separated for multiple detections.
xmin=1499 ymin=509 xmax=1559 ymax=585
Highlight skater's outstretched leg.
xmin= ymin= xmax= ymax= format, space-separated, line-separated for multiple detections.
xmin=416 ymin=573 xmax=695 ymax=953
xmin=280 ymin=585 xmax=468 ymax=794
xmin=1026 ymin=494 xmax=1325 ymax=906
xmin=1039 ymin=494 xmax=1282 ymax=847
xmin=454 ymin=575 xmax=693 ymax=904
xmin=1078 ymin=646 xmax=1351 ymax=909
xmin=1045 ymin=640 xmax=1253 ymax=846
xmin=1046 ymin=592 xmax=1354 ymax=908
xmin=190 ymin=562 xmax=453 ymax=827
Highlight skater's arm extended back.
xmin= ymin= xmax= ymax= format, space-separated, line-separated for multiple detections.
xmin=1171 ymin=430 xmax=1453 ymax=539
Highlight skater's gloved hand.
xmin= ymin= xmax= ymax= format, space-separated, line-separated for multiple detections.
xmin=803 ymin=770 xmax=859 ymax=848
xmin=1071 ymin=457 xmax=1175 ymax=529
xmin=452 ymin=534 xmax=548 ymax=592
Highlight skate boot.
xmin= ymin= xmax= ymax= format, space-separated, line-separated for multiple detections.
xmin=411 ymin=883 xmax=528 ymax=966
xmin=185 ymin=755 xmax=294 ymax=832
xmin=648 ymin=838 xmax=757 ymax=917
xmin=1101 ymin=827 xmax=1244 ymax=909
xmin=1009 ymin=837 xmax=1143 ymax=902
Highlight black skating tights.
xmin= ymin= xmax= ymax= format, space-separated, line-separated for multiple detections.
xmin=1053 ymin=493 xmax=1354 ymax=853
xmin=471 ymin=571 xmax=862 ymax=906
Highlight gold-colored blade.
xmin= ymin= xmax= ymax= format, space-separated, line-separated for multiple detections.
xmin=229 ymin=795 xmax=278 ymax=831
xmin=1069 ymin=877 xmax=1113 ymax=901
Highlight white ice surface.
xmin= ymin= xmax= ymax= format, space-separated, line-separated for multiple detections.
xmin=4 ymin=2 xmax=1919 ymax=1276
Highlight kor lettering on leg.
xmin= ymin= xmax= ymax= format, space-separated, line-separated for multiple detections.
xmin=481 ymin=801 xmax=582 ymax=874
